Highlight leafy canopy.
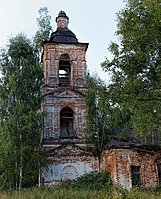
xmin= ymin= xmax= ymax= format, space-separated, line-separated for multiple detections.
xmin=34 ymin=7 xmax=52 ymax=53
xmin=85 ymin=74 xmax=131 ymax=154
xmin=101 ymin=0 xmax=161 ymax=139
xmin=0 ymin=7 xmax=52 ymax=190
xmin=0 ymin=33 xmax=44 ymax=190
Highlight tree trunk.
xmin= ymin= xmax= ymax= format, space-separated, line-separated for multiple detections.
xmin=18 ymin=134 xmax=23 ymax=192
xmin=38 ymin=161 xmax=41 ymax=187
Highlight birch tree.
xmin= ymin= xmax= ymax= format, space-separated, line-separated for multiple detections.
xmin=0 ymin=33 xmax=43 ymax=190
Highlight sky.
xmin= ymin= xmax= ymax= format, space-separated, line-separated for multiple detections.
xmin=0 ymin=0 xmax=125 ymax=81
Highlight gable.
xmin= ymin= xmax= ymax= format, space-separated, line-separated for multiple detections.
xmin=47 ymin=143 xmax=93 ymax=157
xmin=45 ymin=88 xmax=84 ymax=99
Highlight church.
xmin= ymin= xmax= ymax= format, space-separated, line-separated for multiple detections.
xmin=41 ymin=10 xmax=161 ymax=190
xmin=41 ymin=10 xmax=99 ymax=184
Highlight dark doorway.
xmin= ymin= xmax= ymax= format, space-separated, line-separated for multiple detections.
xmin=60 ymin=107 xmax=77 ymax=139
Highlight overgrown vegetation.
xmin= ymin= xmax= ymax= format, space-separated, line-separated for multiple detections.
xmin=86 ymin=0 xmax=161 ymax=151
xmin=85 ymin=74 xmax=132 ymax=160
xmin=0 ymin=7 xmax=52 ymax=191
xmin=0 ymin=33 xmax=43 ymax=191
xmin=101 ymin=0 xmax=161 ymax=140
xmin=34 ymin=7 xmax=52 ymax=53
xmin=1 ymin=184 xmax=161 ymax=198
xmin=71 ymin=171 xmax=112 ymax=190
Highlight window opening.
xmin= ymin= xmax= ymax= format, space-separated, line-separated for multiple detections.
xmin=60 ymin=107 xmax=77 ymax=138
xmin=131 ymin=166 xmax=141 ymax=187
xmin=59 ymin=54 xmax=71 ymax=86
xmin=158 ymin=164 xmax=161 ymax=184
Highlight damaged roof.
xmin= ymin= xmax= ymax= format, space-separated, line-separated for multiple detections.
xmin=104 ymin=138 xmax=161 ymax=151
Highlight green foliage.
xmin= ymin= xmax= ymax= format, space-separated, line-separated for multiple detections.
xmin=101 ymin=0 xmax=161 ymax=140
xmin=0 ymin=33 xmax=44 ymax=190
xmin=86 ymin=74 xmax=110 ymax=151
xmin=71 ymin=171 xmax=112 ymax=190
xmin=34 ymin=7 xmax=52 ymax=53
xmin=0 ymin=6 xmax=52 ymax=191
xmin=86 ymin=74 xmax=132 ymax=154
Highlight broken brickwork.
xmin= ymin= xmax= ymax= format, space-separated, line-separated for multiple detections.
xmin=101 ymin=147 xmax=161 ymax=190
xmin=42 ymin=43 xmax=88 ymax=89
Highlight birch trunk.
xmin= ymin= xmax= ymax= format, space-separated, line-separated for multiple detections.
xmin=18 ymin=133 xmax=23 ymax=192
xmin=38 ymin=161 xmax=41 ymax=187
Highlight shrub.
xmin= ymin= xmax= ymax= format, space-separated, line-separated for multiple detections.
xmin=71 ymin=171 xmax=112 ymax=190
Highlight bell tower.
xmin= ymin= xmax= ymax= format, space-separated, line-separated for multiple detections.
xmin=42 ymin=11 xmax=98 ymax=184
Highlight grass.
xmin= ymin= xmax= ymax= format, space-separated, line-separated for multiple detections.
xmin=0 ymin=187 xmax=112 ymax=199
xmin=1 ymin=187 xmax=161 ymax=199
xmin=1 ymin=172 xmax=161 ymax=198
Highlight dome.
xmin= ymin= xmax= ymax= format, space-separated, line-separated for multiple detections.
xmin=56 ymin=10 xmax=69 ymax=22
xmin=49 ymin=11 xmax=78 ymax=43
xmin=49 ymin=28 xmax=78 ymax=43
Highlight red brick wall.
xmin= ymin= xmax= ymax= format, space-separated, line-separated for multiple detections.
xmin=101 ymin=148 xmax=161 ymax=190
xmin=42 ymin=43 xmax=87 ymax=88
xmin=43 ymin=94 xmax=87 ymax=140
xmin=42 ymin=41 xmax=89 ymax=143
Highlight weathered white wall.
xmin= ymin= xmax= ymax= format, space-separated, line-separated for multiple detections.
xmin=43 ymin=161 xmax=92 ymax=183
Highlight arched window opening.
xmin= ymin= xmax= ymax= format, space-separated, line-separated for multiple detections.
xmin=59 ymin=54 xmax=71 ymax=86
xmin=60 ymin=107 xmax=77 ymax=138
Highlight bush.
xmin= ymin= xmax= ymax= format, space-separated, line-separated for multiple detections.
xmin=71 ymin=171 xmax=112 ymax=190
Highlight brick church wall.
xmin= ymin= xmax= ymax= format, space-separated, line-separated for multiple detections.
xmin=42 ymin=43 xmax=87 ymax=89
xmin=101 ymin=148 xmax=161 ymax=190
